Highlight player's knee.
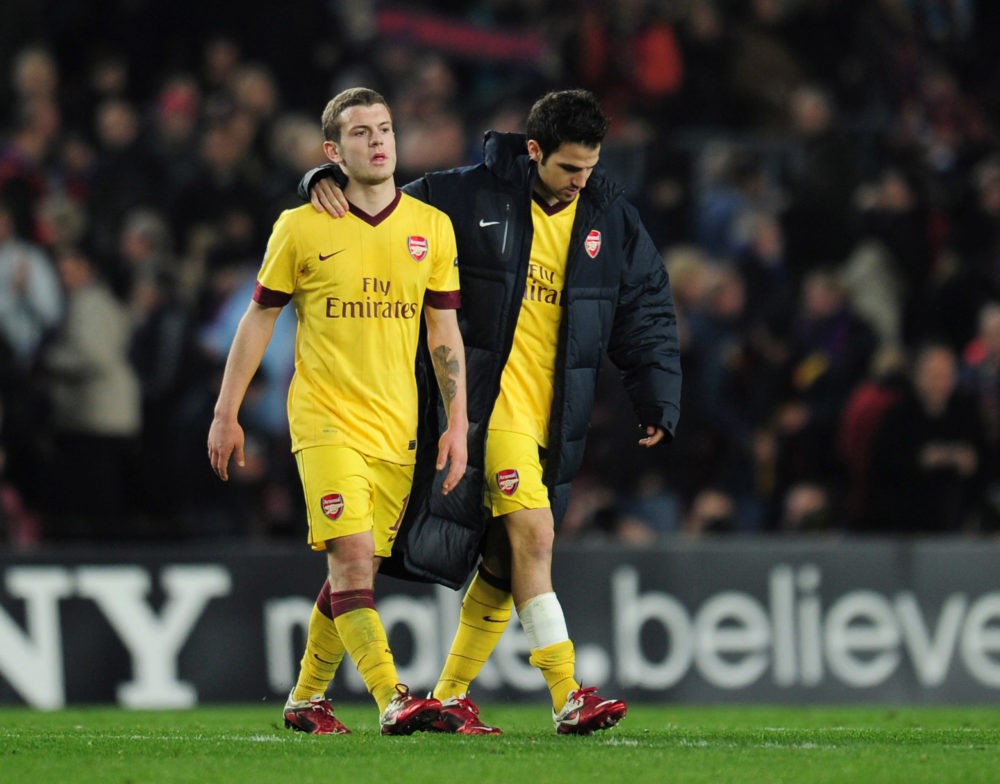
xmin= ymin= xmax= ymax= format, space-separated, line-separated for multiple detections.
xmin=508 ymin=523 xmax=554 ymax=561
xmin=325 ymin=535 xmax=376 ymax=584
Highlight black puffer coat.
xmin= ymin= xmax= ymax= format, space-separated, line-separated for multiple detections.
xmin=302 ymin=132 xmax=681 ymax=589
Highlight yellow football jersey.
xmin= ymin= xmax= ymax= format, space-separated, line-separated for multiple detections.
xmin=255 ymin=190 xmax=460 ymax=463
xmin=489 ymin=195 xmax=577 ymax=446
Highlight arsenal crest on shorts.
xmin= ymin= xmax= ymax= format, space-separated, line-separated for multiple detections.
xmin=407 ymin=235 xmax=428 ymax=261
xmin=497 ymin=469 xmax=519 ymax=496
xmin=320 ymin=493 xmax=344 ymax=520
xmin=584 ymin=229 xmax=602 ymax=259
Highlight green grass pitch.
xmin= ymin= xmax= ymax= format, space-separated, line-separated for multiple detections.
xmin=2 ymin=703 xmax=999 ymax=783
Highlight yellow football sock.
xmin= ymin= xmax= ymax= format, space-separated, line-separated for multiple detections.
xmin=332 ymin=598 xmax=398 ymax=712
xmin=433 ymin=570 xmax=513 ymax=701
xmin=528 ymin=640 xmax=579 ymax=711
xmin=291 ymin=603 xmax=346 ymax=702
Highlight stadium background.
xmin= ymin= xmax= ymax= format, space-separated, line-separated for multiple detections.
xmin=2 ymin=1 xmax=1000 ymax=707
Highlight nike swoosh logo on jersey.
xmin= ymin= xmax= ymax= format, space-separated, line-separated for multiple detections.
xmin=482 ymin=615 xmax=507 ymax=623
xmin=319 ymin=249 xmax=345 ymax=260
xmin=479 ymin=219 xmax=500 ymax=227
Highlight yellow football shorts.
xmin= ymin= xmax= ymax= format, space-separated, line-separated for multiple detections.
xmin=295 ymin=445 xmax=412 ymax=556
xmin=483 ymin=429 xmax=550 ymax=516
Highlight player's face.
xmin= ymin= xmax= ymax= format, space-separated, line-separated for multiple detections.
xmin=530 ymin=140 xmax=601 ymax=205
xmin=324 ymin=103 xmax=395 ymax=185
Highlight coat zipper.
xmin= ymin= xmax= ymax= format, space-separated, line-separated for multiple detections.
xmin=501 ymin=202 xmax=510 ymax=255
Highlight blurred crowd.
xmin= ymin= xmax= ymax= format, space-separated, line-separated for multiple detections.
xmin=2 ymin=0 xmax=1000 ymax=548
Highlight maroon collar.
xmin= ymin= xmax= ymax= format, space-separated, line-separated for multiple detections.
xmin=532 ymin=192 xmax=574 ymax=216
xmin=348 ymin=189 xmax=403 ymax=226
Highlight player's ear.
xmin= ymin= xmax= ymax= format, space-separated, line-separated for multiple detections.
xmin=526 ymin=139 xmax=542 ymax=163
xmin=323 ymin=139 xmax=342 ymax=165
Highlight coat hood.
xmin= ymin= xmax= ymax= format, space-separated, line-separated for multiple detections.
xmin=481 ymin=131 xmax=621 ymax=210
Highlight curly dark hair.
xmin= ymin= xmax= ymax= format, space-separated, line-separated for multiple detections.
xmin=524 ymin=89 xmax=610 ymax=160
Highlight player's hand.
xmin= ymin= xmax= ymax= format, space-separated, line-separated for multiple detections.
xmin=638 ymin=424 xmax=666 ymax=447
xmin=436 ymin=426 xmax=468 ymax=495
xmin=207 ymin=418 xmax=246 ymax=481
xmin=311 ymin=177 xmax=350 ymax=217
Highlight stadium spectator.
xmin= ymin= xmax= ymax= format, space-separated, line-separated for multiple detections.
xmin=681 ymin=261 xmax=778 ymax=530
xmin=694 ymin=144 xmax=778 ymax=259
xmin=35 ymin=191 xmax=89 ymax=255
xmin=847 ymin=165 xmax=934 ymax=348
xmin=148 ymin=75 xmax=204 ymax=214
xmin=86 ymin=98 xmax=164 ymax=269
xmin=867 ymin=342 xmax=984 ymax=534
xmin=0 ymin=94 xmax=60 ymax=239
xmin=1 ymin=44 xmax=60 ymax=132
xmin=837 ymin=346 xmax=909 ymax=532
xmin=778 ymin=480 xmax=835 ymax=533
xmin=124 ymin=216 xmax=200 ymax=535
xmin=682 ymin=486 xmax=737 ymax=537
xmin=727 ymin=0 xmax=804 ymax=129
xmin=39 ymin=245 xmax=141 ymax=541
xmin=676 ymin=0 xmax=737 ymax=128
xmin=769 ymin=267 xmax=878 ymax=523
xmin=0 ymin=200 xmax=62 ymax=369
xmin=732 ymin=208 xmax=794 ymax=336
xmin=167 ymin=107 xmax=271 ymax=327
xmin=392 ymin=53 xmax=468 ymax=183
xmin=0 ymin=199 xmax=62 ymax=516
xmin=779 ymin=84 xmax=861 ymax=276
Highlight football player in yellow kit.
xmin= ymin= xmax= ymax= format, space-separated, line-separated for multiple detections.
xmin=208 ymin=87 xmax=467 ymax=735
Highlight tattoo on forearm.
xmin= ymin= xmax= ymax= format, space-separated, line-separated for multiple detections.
xmin=431 ymin=345 xmax=459 ymax=405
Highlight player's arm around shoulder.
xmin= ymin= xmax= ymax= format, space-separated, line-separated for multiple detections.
xmin=424 ymin=304 xmax=468 ymax=495
xmin=300 ymin=163 xmax=350 ymax=217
